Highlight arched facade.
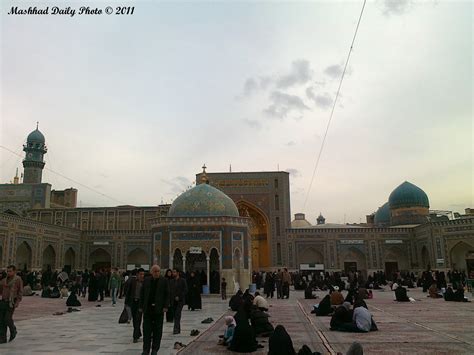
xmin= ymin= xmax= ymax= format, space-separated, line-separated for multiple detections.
xmin=237 ymin=201 xmax=270 ymax=270
xmin=421 ymin=245 xmax=430 ymax=270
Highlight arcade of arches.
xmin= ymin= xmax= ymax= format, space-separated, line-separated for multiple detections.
xmin=238 ymin=202 xmax=270 ymax=270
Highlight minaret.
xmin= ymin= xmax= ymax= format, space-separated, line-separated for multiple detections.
xmin=23 ymin=123 xmax=47 ymax=184
xmin=13 ymin=168 xmax=20 ymax=184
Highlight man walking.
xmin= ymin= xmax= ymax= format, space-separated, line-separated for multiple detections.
xmin=125 ymin=268 xmax=145 ymax=342
xmin=169 ymin=269 xmax=187 ymax=334
xmin=108 ymin=267 xmax=121 ymax=306
xmin=0 ymin=265 xmax=23 ymax=343
xmin=282 ymin=268 xmax=291 ymax=299
xmin=140 ymin=265 xmax=169 ymax=355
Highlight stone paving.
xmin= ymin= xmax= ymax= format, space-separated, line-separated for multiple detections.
xmin=1 ymin=295 xmax=229 ymax=355
xmin=1 ymin=287 xmax=473 ymax=354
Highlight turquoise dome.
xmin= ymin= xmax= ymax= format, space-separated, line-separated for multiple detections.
xmin=374 ymin=202 xmax=390 ymax=225
xmin=388 ymin=181 xmax=429 ymax=209
xmin=168 ymin=183 xmax=239 ymax=217
xmin=27 ymin=129 xmax=45 ymax=143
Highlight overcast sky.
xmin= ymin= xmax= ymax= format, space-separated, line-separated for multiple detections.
xmin=1 ymin=0 xmax=472 ymax=224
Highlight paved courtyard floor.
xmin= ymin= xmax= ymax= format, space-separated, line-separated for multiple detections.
xmin=0 ymin=287 xmax=473 ymax=354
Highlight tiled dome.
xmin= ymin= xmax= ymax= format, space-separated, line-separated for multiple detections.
xmin=168 ymin=183 xmax=239 ymax=217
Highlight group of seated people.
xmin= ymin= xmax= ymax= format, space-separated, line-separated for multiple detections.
xmin=222 ymin=290 xmax=324 ymax=354
xmin=392 ymin=281 xmax=470 ymax=303
xmin=311 ymin=286 xmax=378 ymax=333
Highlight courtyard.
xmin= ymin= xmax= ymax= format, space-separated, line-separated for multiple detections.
xmin=1 ymin=287 xmax=473 ymax=354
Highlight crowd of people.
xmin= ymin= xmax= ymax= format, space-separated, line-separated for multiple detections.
xmin=0 ymin=263 xmax=471 ymax=353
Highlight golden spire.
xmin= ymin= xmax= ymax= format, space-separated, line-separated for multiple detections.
xmin=13 ymin=168 xmax=19 ymax=184
xmin=201 ymin=164 xmax=209 ymax=184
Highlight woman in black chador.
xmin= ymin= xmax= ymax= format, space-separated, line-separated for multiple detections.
xmin=186 ymin=271 xmax=202 ymax=311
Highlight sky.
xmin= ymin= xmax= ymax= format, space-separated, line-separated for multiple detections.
xmin=1 ymin=0 xmax=472 ymax=224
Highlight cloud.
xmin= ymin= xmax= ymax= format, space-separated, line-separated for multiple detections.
xmin=276 ymin=60 xmax=313 ymax=89
xmin=285 ymin=168 xmax=301 ymax=177
xmin=161 ymin=176 xmax=192 ymax=196
xmin=381 ymin=0 xmax=413 ymax=16
xmin=324 ymin=64 xmax=344 ymax=79
xmin=286 ymin=141 xmax=296 ymax=146
xmin=242 ymin=78 xmax=258 ymax=97
xmin=242 ymin=118 xmax=262 ymax=129
xmin=306 ymin=87 xmax=333 ymax=109
xmin=263 ymin=91 xmax=310 ymax=119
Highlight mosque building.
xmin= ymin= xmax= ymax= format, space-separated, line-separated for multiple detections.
xmin=0 ymin=127 xmax=473 ymax=285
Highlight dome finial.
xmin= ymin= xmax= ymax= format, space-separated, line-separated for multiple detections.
xmin=201 ymin=164 xmax=209 ymax=184
xmin=36 ymin=121 xmax=39 ymax=130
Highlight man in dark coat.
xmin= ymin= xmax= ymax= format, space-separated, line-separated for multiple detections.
xmin=169 ymin=269 xmax=187 ymax=334
xmin=186 ymin=271 xmax=202 ymax=311
xmin=125 ymin=268 xmax=145 ymax=342
xmin=139 ymin=265 xmax=169 ymax=355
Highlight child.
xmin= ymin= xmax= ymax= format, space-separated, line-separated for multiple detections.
xmin=218 ymin=316 xmax=235 ymax=346
xmin=221 ymin=278 xmax=227 ymax=300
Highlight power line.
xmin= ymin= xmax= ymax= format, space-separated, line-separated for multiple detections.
xmin=0 ymin=145 xmax=125 ymax=205
xmin=303 ymin=0 xmax=367 ymax=208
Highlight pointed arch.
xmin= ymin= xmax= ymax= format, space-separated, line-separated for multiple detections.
xmin=16 ymin=241 xmax=32 ymax=271
xmin=449 ymin=241 xmax=474 ymax=271
xmin=89 ymin=248 xmax=111 ymax=271
xmin=64 ymin=247 xmax=76 ymax=270
xmin=43 ymin=245 xmax=56 ymax=271
xmin=127 ymin=247 xmax=149 ymax=266
xmin=236 ymin=200 xmax=270 ymax=269
xmin=298 ymin=246 xmax=324 ymax=265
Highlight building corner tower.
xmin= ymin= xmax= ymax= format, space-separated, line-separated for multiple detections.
xmin=22 ymin=123 xmax=47 ymax=184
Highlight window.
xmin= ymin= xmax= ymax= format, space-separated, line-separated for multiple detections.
xmin=274 ymin=178 xmax=279 ymax=189
xmin=274 ymin=195 xmax=279 ymax=210
xmin=276 ymin=217 xmax=281 ymax=236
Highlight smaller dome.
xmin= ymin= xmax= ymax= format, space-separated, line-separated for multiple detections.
xmin=389 ymin=181 xmax=429 ymax=209
xmin=27 ymin=128 xmax=45 ymax=143
xmin=374 ymin=202 xmax=390 ymax=225
xmin=291 ymin=213 xmax=312 ymax=228
xmin=168 ymin=183 xmax=239 ymax=217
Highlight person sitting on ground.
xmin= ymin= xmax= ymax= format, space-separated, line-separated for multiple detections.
xmin=453 ymin=285 xmax=469 ymax=302
xmin=428 ymin=283 xmax=443 ymax=298
xmin=50 ymin=285 xmax=61 ymax=298
xmin=253 ymin=292 xmax=269 ymax=311
xmin=304 ymin=285 xmax=316 ymax=299
xmin=229 ymin=306 xmax=259 ymax=352
xmin=344 ymin=288 xmax=357 ymax=305
xmin=268 ymin=325 xmax=296 ymax=355
xmin=444 ymin=284 xmax=455 ymax=301
xmin=357 ymin=287 xmax=369 ymax=300
xmin=314 ymin=294 xmax=333 ymax=316
xmin=331 ymin=300 xmax=377 ymax=333
xmin=66 ymin=289 xmax=82 ymax=307
xmin=330 ymin=286 xmax=344 ymax=306
xmin=394 ymin=284 xmax=410 ymax=302
xmin=41 ymin=286 xmax=51 ymax=298
xmin=23 ymin=285 xmax=35 ymax=296
xmin=330 ymin=302 xmax=353 ymax=330
xmin=218 ymin=316 xmax=236 ymax=346
xmin=229 ymin=290 xmax=243 ymax=311
xmin=250 ymin=305 xmax=274 ymax=337
xmin=60 ymin=285 xmax=69 ymax=298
